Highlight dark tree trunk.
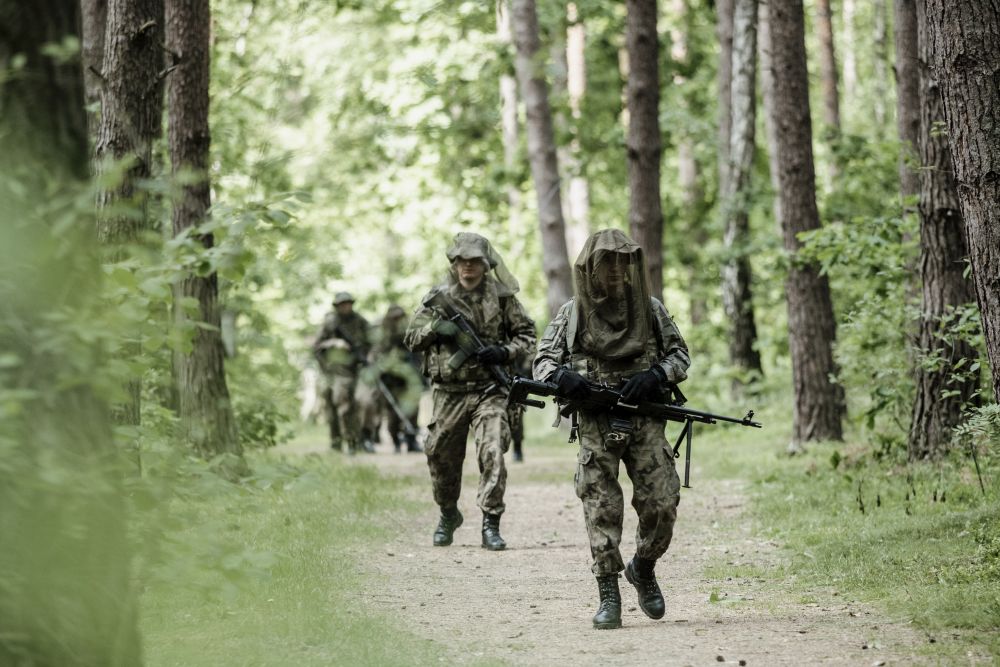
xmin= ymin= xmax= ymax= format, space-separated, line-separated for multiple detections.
xmin=721 ymin=0 xmax=763 ymax=390
xmin=768 ymin=0 xmax=844 ymax=444
xmin=924 ymin=0 xmax=1000 ymax=404
xmin=907 ymin=0 xmax=978 ymax=460
xmin=80 ymin=0 xmax=108 ymax=144
xmin=92 ymin=0 xmax=164 ymax=429
xmin=625 ymin=0 xmax=665 ymax=301
xmin=894 ymin=0 xmax=920 ymax=207
xmin=166 ymin=0 xmax=244 ymax=466
xmin=511 ymin=0 xmax=574 ymax=316
xmin=717 ymin=0 xmax=735 ymax=194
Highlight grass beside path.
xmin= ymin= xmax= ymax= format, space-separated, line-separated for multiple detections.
xmin=139 ymin=427 xmax=444 ymax=667
xmin=695 ymin=406 xmax=1000 ymax=662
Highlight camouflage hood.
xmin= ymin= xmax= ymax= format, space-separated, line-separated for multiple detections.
xmin=445 ymin=232 xmax=520 ymax=295
xmin=572 ymin=228 xmax=653 ymax=360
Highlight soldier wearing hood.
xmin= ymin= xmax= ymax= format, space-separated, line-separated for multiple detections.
xmin=533 ymin=229 xmax=690 ymax=630
xmin=313 ymin=291 xmax=372 ymax=454
xmin=404 ymin=232 xmax=536 ymax=551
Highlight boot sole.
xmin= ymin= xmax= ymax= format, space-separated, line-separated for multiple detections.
xmin=481 ymin=543 xmax=506 ymax=551
xmin=624 ymin=564 xmax=665 ymax=620
xmin=593 ymin=620 xmax=622 ymax=630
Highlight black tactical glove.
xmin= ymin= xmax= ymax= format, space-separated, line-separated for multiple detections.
xmin=476 ymin=345 xmax=509 ymax=365
xmin=554 ymin=367 xmax=590 ymax=400
xmin=620 ymin=366 xmax=666 ymax=403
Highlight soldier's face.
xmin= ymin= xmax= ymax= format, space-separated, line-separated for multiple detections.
xmin=454 ymin=257 xmax=486 ymax=290
xmin=592 ymin=258 xmax=628 ymax=298
xmin=335 ymin=301 xmax=354 ymax=315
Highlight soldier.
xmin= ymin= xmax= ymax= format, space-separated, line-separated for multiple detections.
xmin=371 ymin=304 xmax=424 ymax=453
xmin=404 ymin=232 xmax=536 ymax=551
xmin=313 ymin=291 xmax=372 ymax=454
xmin=507 ymin=353 xmax=534 ymax=463
xmin=533 ymin=229 xmax=690 ymax=630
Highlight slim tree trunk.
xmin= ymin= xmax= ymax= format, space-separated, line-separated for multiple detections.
xmin=894 ymin=0 xmax=920 ymax=207
xmin=93 ymin=0 xmax=165 ymax=429
xmin=625 ymin=0 xmax=665 ymax=301
xmin=872 ymin=0 xmax=888 ymax=130
xmin=511 ymin=0 xmax=574 ymax=316
xmin=924 ymin=0 xmax=1000 ymax=404
xmin=907 ymin=0 xmax=978 ymax=460
xmin=842 ymin=0 xmax=856 ymax=103
xmin=565 ymin=2 xmax=590 ymax=260
xmin=80 ymin=0 xmax=108 ymax=145
xmin=814 ymin=0 xmax=842 ymax=134
xmin=759 ymin=0 xmax=783 ymax=226
xmin=721 ymin=0 xmax=763 ymax=389
xmin=769 ymin=0 xmax=844 ymax=444
xmin=496 ymin=0 xmax=523 ymax=238
xmin=717 ymin=0 xmax=735 ymax=193
xmin=166 ymin=0 xmax=244 ymax=466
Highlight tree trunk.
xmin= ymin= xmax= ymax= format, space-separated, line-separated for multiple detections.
xmin=894 ymin=0 xmax=920 ymax=207
xmin=564 ymin=2 xmax=590 ymax=260
xmin=907 ymin=0 xmax=978 ymax=460
xmin=166 ymin=0 xmax=244 ymax=466
xmin=496 ymin=0 xmax=523 ymax=239
xmin=759 ymin=0 xmax=783 ymax=226
xmin=717 ymin=0 xmax=735 ymax=193
xmin=814 ymin=0 xmax=842 ymax=135
xmin=872 ymin=0 xmax=888 ymax=130
xmin=842 ymin=0 xmax=856 ymax=103
xmin=511 ymin=0 xmax=574 ymax=316
xmin=93 ymin=0 xmax=165 ymax=429
xmin=721 ymin=0 xmax=763 ymax=389
xmin=768 ymin=0 xmax=844 ymax=444
xmin=924 ymin=0 xmax=1000 ymax=404
xmin=625 ymin=0 xmax=665 ymax=301
xmin=80 ymin=0 xmax=108 ymax=144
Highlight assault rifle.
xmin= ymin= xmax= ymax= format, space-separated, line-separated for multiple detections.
xmin=320 ymin=324 xmax=419 ymax=438
xmin=425 ymin=290 xmax=544 ymax=408
xmin=507 ymin=376 xmax=761 ymax=488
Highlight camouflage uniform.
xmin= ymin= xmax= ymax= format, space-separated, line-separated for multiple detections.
xmin=371 ymin=305 xmax=424 ymax=452
xmin=533 ymin=234 xmax=690 ymax=577
xmin=404 ymin=235 xmax=535 ymax=523
xmin=314 ymin=294 xmax=371 ymax=453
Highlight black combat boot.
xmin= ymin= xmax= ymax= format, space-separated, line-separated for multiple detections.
xmin=392 ymin=433 xmax=402 ymax=454
xmin=592 ymin=574 xmax=622 ymax=629
xmin=624 ymin=555 xmax=665 ymax=619
xmin=432 ymin=506 xmax=463 ymax=547
xmin=481 ymin=513 xmax=506 ymax=551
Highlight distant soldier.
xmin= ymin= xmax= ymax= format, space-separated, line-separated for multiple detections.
xmin=533 ymin=229 xmax=690 ymax=630
xmin=507 ymin=353 xmax=535 ymax=463
xmin=404 ymin=232 xmax=536 ymax=550
xmin=371 ymin=304 xmax=424 ymax=453
xmin=313 ymin=292 xmax=371 ymax=454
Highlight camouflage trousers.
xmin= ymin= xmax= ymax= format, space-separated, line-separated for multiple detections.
xmin=324 ymin=373 xmax=360 ymax=452
xmin=425 ymin=387 xmax=510 ymax=515
xmin=574 ymin=413 xmax=681 ymax=576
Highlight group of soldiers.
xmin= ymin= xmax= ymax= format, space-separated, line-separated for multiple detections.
xmin=313 ymin=229 xmax=690 ymax=631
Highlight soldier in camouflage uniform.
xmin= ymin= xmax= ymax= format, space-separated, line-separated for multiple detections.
xmin=371 ymin=304 xmax=424 ymax=453
xmin=404 ymin=232 xmax=536 ymax=551
xmin=313 ymin=291 xmax=372 ymax=454
xmin=533 ymin=229 xmax=690 ymax=630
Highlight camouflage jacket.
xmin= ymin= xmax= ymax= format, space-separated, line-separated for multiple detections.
xmin=313 ymin=310 xmax=370 ymax=376
xmin=533 ymin=297 xmax=690 ymax=387
xmin=404 ymin=277 xmax=536 ymax=390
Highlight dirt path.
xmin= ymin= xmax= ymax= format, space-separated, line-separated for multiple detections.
xmin=335 ymin=443 xmax=927 ymax=666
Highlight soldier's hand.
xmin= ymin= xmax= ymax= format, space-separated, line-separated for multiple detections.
xmin=620 ymin=367 xmax=666 ymax=403
xmin=431 ymin=318 xmax=459 ymax=339
xmin=554 ymin=367 xmax=590 ymax=400
xmin=475 ymin=345 xmax=509 ymax=365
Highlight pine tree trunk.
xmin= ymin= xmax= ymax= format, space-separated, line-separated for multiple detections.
xmin=625 ymin=0 xmax=665 ymax=301
xmin=721 ymin=0 xmax=763 ymax=390
xmin=768 ymin=0 xmax=845 ymax=444
xmin=80 ymin=0 xmax=107 ymax=145
xmin=759 ymin=0 xmax=783 ymax=226
xmin=511 ymin=0 xmax=574 ymax=316
xmin=496 ymin=0 xmax=523 ymax=239
xmin=565 ymin=2 xmax=590 ymax=260
xmin=717 ymin=0 xmax=735 ymax=193
xmin=894 ymin=0 xmax=920 ymax=207
xmin=924 ymin=0 xmax=1000 ymax=404
xmin=907 ymin=0 xmax=978 ymax=460
xmin=814 ymin=0 xmax=842 ymax=134
xmin=166 ymin=0 xmax=244 ymax=466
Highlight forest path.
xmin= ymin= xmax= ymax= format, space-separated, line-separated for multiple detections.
xmin=317 ymin=440 xmax=927 ymax=666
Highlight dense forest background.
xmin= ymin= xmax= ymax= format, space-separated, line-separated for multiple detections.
xmin=2 ymin=0 xmax=999 ymax=664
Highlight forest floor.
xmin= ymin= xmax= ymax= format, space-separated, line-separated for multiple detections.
xmin=290 ymin=433 xmax=936 ymax=666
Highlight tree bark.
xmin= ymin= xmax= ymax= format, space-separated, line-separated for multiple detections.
xmin=166 ymin=0 xmax=244 ymax=466
xmin=564 ymin=2 xmax=590 ymax=260
xmin=894 ymin=0 xmax=920 ymax=207
xmin=625 ymin=0 xmax=665 ymax=301
xmin=907 ymin=0 xmax=979 ymax=460
xmin=814 ymin=0 xmax=842 ymax=135
xmin=759 ymin=0 xmax=783 ymax=226
xmin=717 ymin=0 xmax=735 ymax=193
xmin=511 ymin=0 xmax=574 ymax=316
xmin=80 ymin=0 xmax=108 ymax=145
xmin=842 ymin=0 xmax=856 ymax=102
xmin=721 ymin=0 xmax=763 ymax=389
xmin=872 ymin=0 xmax=888 ymax=130
xmin=924 ymin=0 xmax=1000 ymax=404
xmin=768 ymin=0 xmax=845 ymax=444
xmin=496 ymin=0 xmax=523 ymax=238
